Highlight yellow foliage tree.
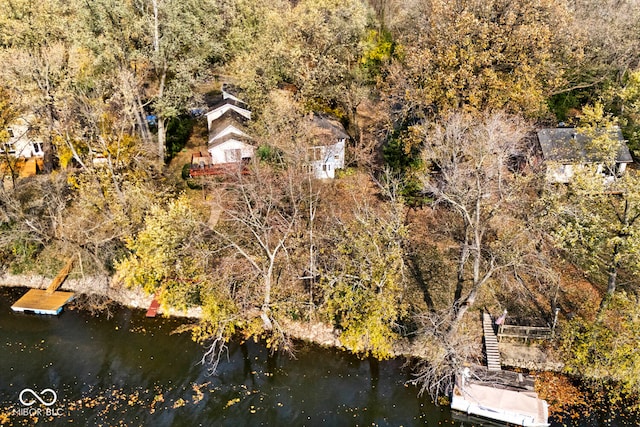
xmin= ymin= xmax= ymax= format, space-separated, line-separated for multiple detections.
xmin=320 ymin=202 xmax=408 ymax=359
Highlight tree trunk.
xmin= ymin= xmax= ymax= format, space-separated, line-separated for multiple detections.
xmin=157 ymin=116 xmax=166 ymax=162
xmin=43 ymin=96 xmax=56 ymax=173
xmin=260 ymin=257 xmax=275 ymax=330
xmin=600 ymin=243 xmax=621 ymax=311
xmin=156 ymin=64 xmax=168 ymax=163
xmin=454 ymin=232 xmax=470 ymax=304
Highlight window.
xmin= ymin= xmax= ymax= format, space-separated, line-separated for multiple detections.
xmin=7 ymin=128 xmax=14 ymax=138
xmin=309 ymin=147 xmax=324 ymax=161
xmin=1 ymin=142 xmax=15 ymax=154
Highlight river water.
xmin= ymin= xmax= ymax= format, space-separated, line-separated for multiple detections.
xmin=0 ymin=287 xmax=455 ymax=426
xmin=0 ymin=286 xmax=630 ymax=426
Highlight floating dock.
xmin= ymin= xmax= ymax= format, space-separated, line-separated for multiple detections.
xmin=11 ymin=290 xmax=75 ymax=315
xmin=11 ymin=257 xmax=75 ymax=315
xmin=451 ymin=381 xmax=549 ymax=426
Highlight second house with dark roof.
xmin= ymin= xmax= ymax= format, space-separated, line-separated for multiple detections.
xmin=537 ymin=126 xmax=633 ymax=184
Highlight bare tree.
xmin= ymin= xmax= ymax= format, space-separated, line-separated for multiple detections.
xmin=419 ymin=112 xmax=542 ymax=332
xmin=213 ymin=164 xmax=305 ymax=336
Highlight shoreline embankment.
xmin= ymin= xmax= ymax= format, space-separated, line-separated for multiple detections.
xmin=0 ymin=273 xmax=562 ymax=370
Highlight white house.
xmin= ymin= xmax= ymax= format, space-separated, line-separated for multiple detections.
xmin=0 ymin=117 xmax=43 ymax=159
xmin=207 ymin=135 xmax=254 ymax=165
xmin=307 ymin=115 xmax=348 ymax=179
xmin=207 ymin=111 xmax=250 ymax=146
xmin=537 ymin=127 xmax=633 ymax=183
xmin=191 ymin=91 xmax=255 ymax=177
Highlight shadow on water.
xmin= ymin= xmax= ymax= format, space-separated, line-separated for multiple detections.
xmin=0 ymin=286 xmax=635 ymax=426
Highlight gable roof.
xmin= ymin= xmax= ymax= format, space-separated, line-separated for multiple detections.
xmin=537 ymin=127 xmax=632 ymax=164
xmin=205 ymin=99 xmax=252 ymax=121
xmin=208 ymin=133 xmax=253 ymax=149
xmin=309 ymin=115 xmax=349 ymax=143
xmin=210 ymin=123 xmax=248 ymax=143
xmin=221 ymin=83 xmax=245 ymax=104
xmin=209 ymin=109 xmax=248 ymax=134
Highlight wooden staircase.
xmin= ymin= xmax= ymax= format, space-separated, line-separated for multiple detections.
xmin=483 ymin=312 xmax=502 ymax=371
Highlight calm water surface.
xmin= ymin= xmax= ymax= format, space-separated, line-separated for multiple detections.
xmin=0 ymin=286 xmax=629 ymax=426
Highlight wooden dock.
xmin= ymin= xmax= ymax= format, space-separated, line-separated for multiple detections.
xmin=483 ymin=312 xmax=502 ymax=371
xmin=11 ymin=290 xmax=75 ymax=315
xmin=452 ymin=366 xmax=549 ymax=426
xmin=452 ymin=381 xmax=549 ymax=426
xmin=11 ymin=257 xmax=75 ymax=315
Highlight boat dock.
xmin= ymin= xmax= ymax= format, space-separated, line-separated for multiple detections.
xmin=451 ymin=380 xmax=549 ymax=426
xmin=11 ymin=258 xmax=75 ymax=315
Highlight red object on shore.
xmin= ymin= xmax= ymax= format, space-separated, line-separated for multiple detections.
xmin=146 ymin=297 xmax=160 ymax=317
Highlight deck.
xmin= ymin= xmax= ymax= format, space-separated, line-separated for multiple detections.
xmin=498 ymin=324 xmax=552 ymax=343
xmin=10 ymin=257 xmax=75 ymax=315
xmin=189 ymin=162 xmax=249 ymax=177
xmin=11 ymin=290 xmax=75 ymax=315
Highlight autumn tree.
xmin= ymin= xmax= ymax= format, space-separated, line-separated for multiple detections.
xmin=601 ymin=69 xmax=640 ymax=153
xmin=544 ymin=105 xmax=640 ymax=306
xmin=569 ymin=0 xmax=640 ymax=85
xmin=381 ymin=0 xmax=577 ymax=125
xmin=228 ymin=0 xmax=370 ymax=117
xmin=0 ymin=0 xmax=81 ymax=172
xmin=319 ymin=195 xmax=408 ymax=359
xmin=561 ymin=291 xmax=640 ymax=405
xmin=0 ymin=174 xmax=73 ymax=274
xmin=76 ymin=0 xmax=226 ymax=162
xmin=116 ymin=196 xmax=211 ymax=306
xmin=0 ymin=87 xmax=24 ymax=190
xmin=211 ymin=164 xmax=310 ymax=346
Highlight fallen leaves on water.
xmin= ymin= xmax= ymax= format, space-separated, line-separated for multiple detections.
xmin=225 ymin=398 xmax=240 ymax=408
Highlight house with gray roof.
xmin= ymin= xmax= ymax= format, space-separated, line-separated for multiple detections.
xmin=537 ymin=127 xmax=633 ymax=183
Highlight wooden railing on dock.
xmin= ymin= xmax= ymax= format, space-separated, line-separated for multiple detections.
xmin=497 ymin=324 xmax=552 ymax=343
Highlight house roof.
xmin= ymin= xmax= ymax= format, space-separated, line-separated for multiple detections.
xmin=207 ymin=98 xmax=251 ymax=115
xmin=537 ymin=127 xmax=632 ymax=164
xmin=221 ymin=83 xmax=245 ymax=103
xmin=309 ymin=115 xmax=349 ymax=142
xmin=208 ymin=133 xmax=253 ymax=149
xmin=205 ymin=100 xmax=252 ymax=127
xmin=210 ymin=124 xmax=248 ymax=143
xmin=209 ymin=112 xmax=248 ymax=137
xmin=209 ymin=107 xmax=249 ymax=125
